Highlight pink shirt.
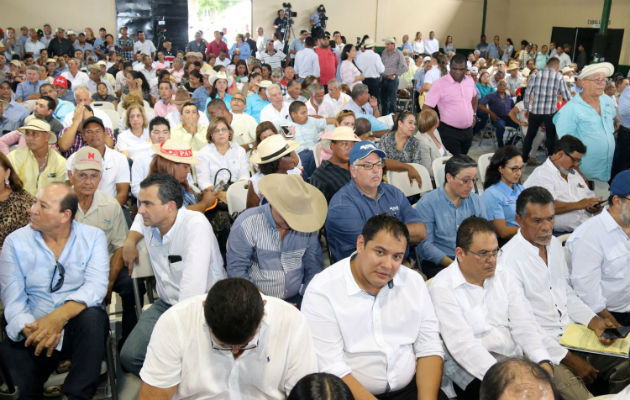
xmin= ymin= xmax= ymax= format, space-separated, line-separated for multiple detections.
xmin=424 ymin=74 xmax=476 ymax=129
xmin=153 ymin=100 xmax=177 ymax=117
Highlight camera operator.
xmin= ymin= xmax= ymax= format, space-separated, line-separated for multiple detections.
xmin=273 ymin=9 xmax=286 ymax=38
xmin=311 ymin=5 xmax=327 ymax=39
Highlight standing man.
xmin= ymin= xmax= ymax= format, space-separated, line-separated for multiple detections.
xmin=294 ymin=37 xmax=320 ymax=81
xmin=118 ymin=26 xmax=134 ymax=61
xmin=185 ymin=31 xmax=208 ymax=58
xmin=47 ymin=28 xmax=73 ymax=58
xmin=423 ymin=31 xmax=439 ymax=55
xmin=303 ymin=214 xmax=443 ymax=399
xmin=0 ymin=182 xmax=109 ymax=399
xmin=120 ymin=173 xmax=226 ymax=376
xmin=380 ymin=38 xmax=407 ymax=116
xmin=521 ymin=57 xmax=572 ymax=165
xmin=289 ymin=30 xmax=308 ymax=61
xmin=423 ymin=54 xmax=477 ymax=155
xmin=315 ymin=37 xmax=337 ymax=89
xmin=227 ymin=174 xmax=326 ymax=307
xmin=255 ymin=27 xmax=267 ymax=53
xmin=355 ymin=38 xmax=384 ymax=100
xmin=206 ymin=31 xmax=228 ymax=59
xmin=487 ymin=35 xmax=503 ymax=60
xmin=133 ymin=31 xmax=156 ymax=60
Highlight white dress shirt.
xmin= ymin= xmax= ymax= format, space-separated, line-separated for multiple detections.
xmin=412 ymin=41 xmax=425 ymax=54
xmin=301 ymin=255 xmax=443 ymax=395
xmin=567 ymin=208 xmax=630 ymax=313
xmin=133 ymin=40 xmax=156 ymax=56
xmin=524 ymin=158 xmax=597 ymax=232
xmin=356 ymin=49 xmax=385 ymax=79
xmin=140 ymin=294 xmax=317 ymax=399
xmin=423 ymin=66 xmax=442 ymax=85
xmin=429 ymin=261 xmax=551 ymax=389
xmin=324 ymin=92 xmax=351 ymax=115
xmin=116 ymin=128 xmax=152 ymax=160
xmin=229 ymin=112 xmax=258 ymax=145
xmin=259 ymin=102 xmax=290 ymax=124
xmin=499 ymin=231 xmax=596 ymax=364
xmin=130 ymin=151 xmax=153 ymax=198
xmin=61 ymin=70 xmax=90 ymax=89
xmin=284 ymin=94 xmax=307 ymax=105
xmin=305 ymin=97 xmax=337 ymax=118
xmin=66 ymin=146 xmax=130 ymax=198
xmin=294 ymin=47 xmax=320 ymax=78
xmin=195 ymin=142 xmax=250 ymax=190
xmin=424 ymin=38 xmax=440 ymax=55
xmin=256 ymin=35 xmax=268 ymax=52
xmin=130 ymin=208 xmax=226 ymax=306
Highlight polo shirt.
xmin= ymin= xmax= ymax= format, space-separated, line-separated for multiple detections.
xmin=206 ymin=40 xmax=228 ymax=58
xmin=355 ymin=49 xmax=385 ymax=79
xmin=415 ymin=186 xmax=486 ymax=264
xmin=61 ymin=70 xmax=90 ymax=89
xmin=256 ymin=50 xmax=286 ymax=70
xmin=308 ymin=160 xmax=351 ymax=203
xmin=553 ymin=94 xmax=616 ymax=181
xmin=66 ymin=147 xmax=130 ymax=198
xmin=171 ymin=124 xmax=209 ymax=153
xmin=15 ymin=80 xmax=45 ymax=102
xmin=8 ymin=147 xmax=67 ymax=196
xmin=287 ymin=117 xmax=327 ymax=152
xmin=424 ymin=74 xmax=476 ymax=129
xmin=479 ymin=91 xmax=514 ymax=119
xmin=140 ymin=294 xmax=317 ymax=399
xmin=133 ymin=40 xmax=156 ymax=56
xmin=74 ymin=189 xmax=128 ymax=255
xmin=326 ymin=180 xmax=421 ymax=262
xmin=229 ymin=113 xmax=258 ymax=145
xmin=481 ymin=181 xmax=523 ymax=226
xmin=294 ymin=48 xmax=320 ymax=79
xmin=260 ymin=103 xmax=289 ymax=124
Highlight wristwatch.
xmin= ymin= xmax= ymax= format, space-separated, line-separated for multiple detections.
xmin=247 ymin=143 xmax=253 ymax=149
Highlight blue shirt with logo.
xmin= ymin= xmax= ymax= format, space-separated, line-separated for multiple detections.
xmin=481 ymin=181 xmax=523 ymax=226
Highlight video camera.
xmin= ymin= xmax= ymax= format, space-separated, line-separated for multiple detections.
xmin=317 ymin=4 xmax=328 ymax=28
xmin=281 ymin=2 xmax=297 ymax=32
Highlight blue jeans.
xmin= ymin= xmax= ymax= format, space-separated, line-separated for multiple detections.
xmin=473 ymin=108 xmax=489 ymax=135
xmin=380 ymin=76 xmax=398 ymax=115
xmin=119 ymin=298 xmax=171 ymax=376
xmin=492 ymin=117 xmax=520 ymax=147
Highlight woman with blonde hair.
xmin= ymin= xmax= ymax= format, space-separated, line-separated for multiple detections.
xmin=117 ymin=103 xmax=151 ymax=159
xmin=416 ymin=108 xmax=451 ymax=178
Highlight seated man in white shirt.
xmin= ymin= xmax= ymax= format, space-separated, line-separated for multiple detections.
xmin=120 ymin=173 xmax=226 ymax=376
xmin=568 ymin=169 xmax=630 ymax=328
xmin=302 ymin=214 xmax=444 ymax=400
xmin=429 ymin=216 xmax=555 ymax=399
xmin=138 ymin=278 xmax=317 ymax=399
xmin=206 ymin=96 xmax=258 ymax=151
xmin=286 ymin=101 xmax=327 ymax=152
xmin=260 ymin=84 xmax=289 ymax=124
xmin=500 ymin=186 xmax=629 ymax=398
xmin=324 ymin=79 xmax=352 ymax=114
xmin=305 ymin=82 xmax=336 ymax=124
xmin=284 ymin=79 xmax=307 ymax=104
xmin=130 ymin=117 xmax=171 ymax=198
xmin=524 ymin=135 xmax=601 ymax=234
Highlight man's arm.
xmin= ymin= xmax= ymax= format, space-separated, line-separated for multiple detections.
xmin=58 ymin=105 xmax=85 ymax=152
xmin=342 ymin=375 xmax=378 ymax=400
xmin=25 ymin=300 xmax=87 ymax=357
xmin=554 ymin=198 xmax=600 ymax=215
xmin=416 ymin=356 xmax=443 ymax=400
xmin=114 ymin=183 xmax=129 ymax=206
xmin=406 ymin=222 xmax=426 ymax=246
xmin=105 ymin=248 xmax=124 ymax=305
xmin=137 ymin=383 xmax=177 ymax=400
xmin=225 ymin=220 xmax=256 ymax=280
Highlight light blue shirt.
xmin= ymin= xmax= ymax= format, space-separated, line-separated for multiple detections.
xmin=229 ymin=42 xmax=251 ymax=59
xmin=15 ymin=80 xmax=45 ymax=102
xmin=4 ymin=100 xmax=29 ymax=125
xmin=341 ymin=100 xmax=388 ymax=131
xmin=619 ymin=86 xmax=630 ymax=129
xmin=415 ymin=187 xmax=486 ymax=264
xmin=192 ymin=86 xmax=210 ymax=111
xmin=481 ymin=181 xmax=524 ymax=226
xmin=286 ymin=116 xmax=327 ymax=152
xmin=53 ymin=99 xmax=75 ymax=123
xmin=245 ymin=93 xmax=270 ymax=122
xmin=400 ymin=42 xmax=413 ymax=53
xmin=487 ymin=43 xmax=500 ymax=59
xmin=289 ymin=39 xmax=305 ymax=59
xmin=204 ymin=94 xmax=232 ymax=120
xmin=0 ymin=221 xmax=109 ymax=341
xmin=554 ymin=94 xmax=616 ymax=181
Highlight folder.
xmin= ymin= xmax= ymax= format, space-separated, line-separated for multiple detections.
xmin=559 ymin=323 xmax=629 ymax=358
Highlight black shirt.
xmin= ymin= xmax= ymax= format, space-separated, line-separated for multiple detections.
xmin=308 ymin=160 xmax=351 ymax=203
xmin=47 ymin=38 xmax=74 ymax=57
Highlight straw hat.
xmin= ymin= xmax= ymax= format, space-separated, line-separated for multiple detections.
xmin=363 ymin=38 xmax=376 ymax=48
xmin=506 ymin=63 xmax=519 ymax=71
xmin=172 ymin=88 xmax=192 ymax=105
xmin=251 ymin=134 xmax=299 ymax=164
xmin=258 ymin=174 xmax=328 ymax=233
xmin=210 ymin=71 xmax=234 ymax=87
xmin=18 ymin=116 xmax=56 ymax=144
xmin=330 ymin=126 xmax=360 ymax=142
xmin=258 ymin=80 xmax=272 ymax=89
xmin=152 ymin=139 xmax=199 ymax=164
xmin=577 ymin=62 xmax=614 ymax=81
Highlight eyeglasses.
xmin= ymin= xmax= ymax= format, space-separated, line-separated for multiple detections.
xmin=213 ymin=127 xmax=229 ymax=134
xmin=50 ymin=261 xmax=65 ymax=293
xmin=584 ymin=78 xmax=607 ymax=84
xmin=504 ymin=165 xmax=524 ymax=172
xmin=210 ymin=333 xmax=258 ymax=353
xmin=454 ymin=176 xmax=478 ymax=185
xmin=563 ymin=151 xmax=582 ymax=164
xmin=355 ymin=161 xmax=384 ymax=170
xmin=466 ymin=248 xmax=502 ymax=260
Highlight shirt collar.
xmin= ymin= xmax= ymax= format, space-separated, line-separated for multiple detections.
xmin=496 ymin=180 xmax=520 ymax=195
xmin=349 ymin=179 xmax=383 ymax=201
xmin=600 ymin=207 xmax=624 ymax=234
xmin=449 ymin=258 xmax=492 ymax=290
xmin=342 ymin=252 xmax=402 ymax=296
xmin=512 ymin=230 xmax=546 ymax=257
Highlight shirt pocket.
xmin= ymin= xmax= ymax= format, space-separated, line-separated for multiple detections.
xmin=62 ymin=259 xmax=88 ymax=289
xmin=280 ymin=248 xmax=306 ymax=274
xmin=603 ymin=243 xmax=629 ymax=279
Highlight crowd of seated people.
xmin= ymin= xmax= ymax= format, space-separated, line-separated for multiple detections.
xmin=0 ymin=19 xmax=629 ymax=400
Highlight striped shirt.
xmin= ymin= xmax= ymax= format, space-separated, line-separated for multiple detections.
xmin=523 ymin=67 xmax=572 ymax=114
xmin=308 ymin=160 xmax=351 ymax=203
xmin=381 ymin=48 xmax=408 ymax=77
xmin=226 ymin=203 xmax=323 ymax=299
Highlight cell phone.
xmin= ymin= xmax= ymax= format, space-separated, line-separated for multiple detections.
xmin=601 ymin=326 xmax=630 ymax=339
xmin=167 ymin=255 xmax=182 ymax=263
xmin=280 ymin=125 xmax=294 ymax=138
xmin=593 ymin=199 xmax=608 ymax=207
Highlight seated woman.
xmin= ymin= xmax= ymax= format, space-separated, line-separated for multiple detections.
xmin=148 ymin=138 xmax=222 ymax=213
xmin=377 ymin=111 xmax=422 ymax=165
xmin=116 ymin=103 xmax=151 ymax=160
xmin=117 ymin=93 xmax=155 ymax=139
xmin=169 ymin=57 xmax=185 ymax=84
xmin=246 ymin=134 xmax=300 ymax=208
xmin=204 ymin=72 xmax=233 ymax=112
xmin=317 ymin=110 xmax=356 ymax=162
xmin=123 ymin=70 xmax=155 ymax=106
xmin=91 ymin=82 xmax=118 ymax=109
xmin=196 ymin=117 xmax=250 ymax=190
xmin=184 ymin=69 xmax=203 ymax=94
xmin=416 ymin=108 xmax=451 ymax=179
xmin=0 ymin=153 xmax=33 ymax=249
xmin=481 ymin=145 xmax=524 ymax=242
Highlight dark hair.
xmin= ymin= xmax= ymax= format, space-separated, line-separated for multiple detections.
xmin=392 ymin=111 xmax=414 ymax=132
xmin=139 ymin=173 xmax=183 ymax=209
xmin=39 ymin=95 xmax=56 ymax=111
xmin=0 ymin=153 xmax=24 ymax=191
xmin=520 ymin=40 xmax=529 ymax=47
xmin=157 ymin=70 xmax=171 ymax=82
xmin=189 ymin=69 xmax=202 ymax=81
xmin=554 ymin=134 xmax=586 ymax=156
xmin=483 ymin=146 xmax=523 ymax=189
xmin=451 ymin=53 xmax=467 ymax=66
xmin=340 ymin=44 xmax=355 ymax=61
xmin=288 ymin=373 xmax=354 ymax=400
xmin=261 ymin=63 xmax=271 ymax=73
xmin=546 ymin=57 xmax=559 ymax=68
xmin=207 ymin=98 xmax=228 ymax=112
xmin=361 ymin=214 xmax=410 ymax=246
xmin=288 ymin=79 xmax=302 ymax=89
xmin=305 ymin=36 xmax=316 ymax=47
xmin=456 ymin=216 xmax=496 ymax=250
xmin=235 ymin=59 xmax=248 ymax=77
xmin=129 ymin=70 xmax=151 ymax=93
xmin=260 ymin=159 xmax=281 ymax=175
xmin=480 ymin=358 xmax=559 ymax=400
xmin=516 ymin=186 xmax=554 ymax=219
xmin=506 ymin=38 xmax=513 ymax=46
xmin=204 ymin=278 xmax=264 ymax=345
xmin=445 ymin=154 xmax=477 ymax=183
xmin=149 ymin=116 xmax=170 ymax=131
xmin=38 ymin=83 xmax=53 ymax=94
xmin=255 ymin=122 xmax=278 ymax=146
xmin=52 ymin=182 xmax=78 ymax=219
xmin=181 ymin=101 xmax=198 ymax=113
xmin=354 ymin=117 xmax=372 ymax=135
xmin=289 ymin=100 xmax=306 ymax=115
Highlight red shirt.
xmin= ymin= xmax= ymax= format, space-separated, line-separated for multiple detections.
xmin=206 ymin=40 xmax=228 ymax=57
xmin=314 ymin=47 xmax=338 ymax=85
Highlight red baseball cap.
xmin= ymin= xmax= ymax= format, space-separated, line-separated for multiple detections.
xmin=53 ymin=76 xmax=68 ymax=88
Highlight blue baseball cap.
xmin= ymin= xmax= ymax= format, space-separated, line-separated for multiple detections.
xmin=349 ymin=140 xmax=386 ymax=165
xmin=610 ymin=169 xmax=630 ymax=197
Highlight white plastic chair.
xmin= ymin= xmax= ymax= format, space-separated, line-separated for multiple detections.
xmin=398 ymin=77 xmax=410 ymax=91
xmin=432 ymin=156 xmax=452 ymax=188
xmin=131 ymin=240 xmax=155 ymax=318
xmin=102 ymin=108 xmax=120 ymax=132
xmin=23 ymin=99 xmax=37 ymax=113
xmin=92 ymin=101 xmax=116 ymax=111
xmin=226 ymin=179 xmax=249 ymax=216
xmin=386 ymin=163 xmax=434 ymax=197
xmin=477 ymin=152 xmax=494 ymax=186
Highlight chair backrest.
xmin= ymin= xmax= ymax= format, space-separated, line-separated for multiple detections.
xmin=432 ymin=156 xmax=452 ymax=188
xmin=477 ymin=152 xmax=494 ymax=185
xmin=131 ymin=240 xmax=154 ymax=279
xmin=226 ymin=179 xmax=249 ymax=216
xmin=398 ymin=78 xmax=410 ymax=91
xmin=313 ymin=141 xmax=328 ymax=167
xmin=102 ymin=108 xmax=120 ymax=132
xmin=92 ymin=101 xmax=116 ymax=111
xmin=386 ymin=163 xmax=434 ymax=197
xmin=23 ymin=99 xmax=37 ymax=113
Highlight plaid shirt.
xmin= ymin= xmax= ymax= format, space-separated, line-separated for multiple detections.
xmin=117 ymin=37 xmax=134 ymax=61
xmin=58 ymin=127 xmax=116 ymax=158
xmin=523 ymin=67 xmax=572 ymax=114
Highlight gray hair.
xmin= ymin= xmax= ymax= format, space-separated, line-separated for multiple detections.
xmin=308 ymin=82 xmax=324 ymax=96
xmin=350 ymin=83 xmax=369 ymax=100
xmin=26 ymin=65 xmax=40 ymax=73
xmin=327 ymin=78 xmax=340 ymax=89
xmin=444 ymin=154 xmax=477 ymax=181
xmin=73 ymin=85 xmax=90 ymax=98
xmin=267 ymin=84 xmax=282 ymax=95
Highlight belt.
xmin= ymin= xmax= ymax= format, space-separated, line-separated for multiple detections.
xmin=440 ymin=121 xmax=471 ymax=131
